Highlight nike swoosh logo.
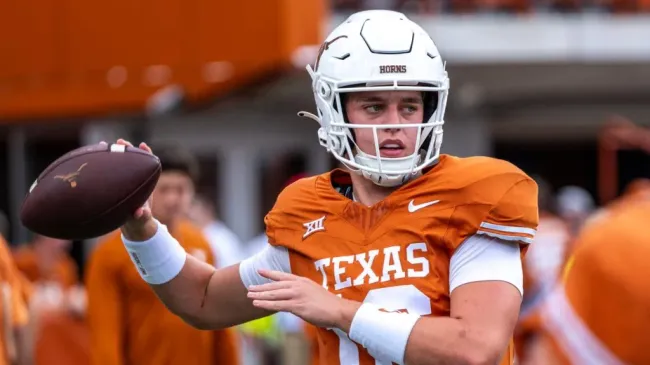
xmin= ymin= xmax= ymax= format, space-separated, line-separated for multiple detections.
xmin=408 ymin=199 xmax=440 ymax=213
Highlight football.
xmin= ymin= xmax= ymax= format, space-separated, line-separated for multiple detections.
xmin=20 ymin=143 xmax=161 ymax=240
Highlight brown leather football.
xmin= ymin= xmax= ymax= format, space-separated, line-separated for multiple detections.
xmin=20 ymin=143 xmax=161 ymax=240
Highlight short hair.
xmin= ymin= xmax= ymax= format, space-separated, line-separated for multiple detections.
xmin=151 ymin=144 xmax=200 ymax=183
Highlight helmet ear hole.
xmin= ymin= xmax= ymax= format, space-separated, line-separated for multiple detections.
xmin=331 ymin=136 xmax=342 ymax=152
xmin=318 ymin=128 xmax=343 ymax=153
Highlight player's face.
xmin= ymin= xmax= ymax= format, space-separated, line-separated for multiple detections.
xmin=345 ymin=90 xmax=424 ymax=158
xmin=151 ymin=171 xmax=195 ymax=225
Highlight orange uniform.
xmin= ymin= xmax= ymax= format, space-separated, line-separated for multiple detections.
xmin=583 ymin=178 xmax=650 ymax=232
xmin=13 ymin=243 xmax=90 ymax=365
xmin=0 ymin=237 xmax=30 ymax=365
xmin=264 ymin=155 xmax=538 ymax=365
xmin=533 ymin=200 xmax=650 ymax=365
xmin=13 ymin=246 xmax=78 ymax=288
xmin=85 ymin=220 xmax=239 ymax=365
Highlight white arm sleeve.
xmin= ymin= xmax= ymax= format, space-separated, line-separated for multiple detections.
xmin=449 ymin=235 xmax=523 ymax=295
xmin=239 ymin=243 xmax=291 ymax=287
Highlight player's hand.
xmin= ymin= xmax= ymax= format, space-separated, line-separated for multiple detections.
xmin=104 ymin=139 xmax=158 ymax=241
xmin=247 ymin=270 xmax=361 ymax=331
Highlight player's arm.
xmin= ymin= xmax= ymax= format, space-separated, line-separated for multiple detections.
xmin=113 ymin=139 xmax=280 ymax=329
xmin=404 ymin=238 xmax=522 ymax=365
xmin=121 ymin=218 xmax=283 ymax=329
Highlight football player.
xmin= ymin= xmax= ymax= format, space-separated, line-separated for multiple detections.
xmin=525 ymin=199 xmax=650 ymax=365
xmin=117 ymin=10 xmax=538 ymax=365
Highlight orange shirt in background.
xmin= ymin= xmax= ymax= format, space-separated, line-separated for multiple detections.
xmin=85 ymin=220 xmax=239 ymax=365
xmin=533 ymin=201 xmax=650 ymax=365
xmin=13 ymin=243 xmax=90 ymax=365
xmin=13 ymin=246 xmax=78 ymax=289
xmin=0 ymin=236 xmax=30 ymax=365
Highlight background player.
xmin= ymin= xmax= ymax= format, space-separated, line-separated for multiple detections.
xmin=524 ymin=199 xmax=650 ymax=365
xmin=117 ymin=10 xmax=536 ymax=365
xmin=84 ymin=145 xmax=239 ymax=365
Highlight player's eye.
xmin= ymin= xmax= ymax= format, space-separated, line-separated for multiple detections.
xmin=363 ymin=104 xmax=383 ymax=113
xmin=402 ymin=104 xmax=420 ymax=114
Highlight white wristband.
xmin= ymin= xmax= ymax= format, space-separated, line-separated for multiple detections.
xmin=121 ymin=219 xmax=187 ymax=285
xmin=348 ymin=303 xmax=420 ymax=365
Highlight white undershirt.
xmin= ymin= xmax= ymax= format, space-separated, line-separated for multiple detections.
xmin=239 ymin=234 xmax=523 ymax=295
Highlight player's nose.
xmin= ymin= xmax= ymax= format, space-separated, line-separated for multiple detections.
xmin=383 ymin=104 xmax=402 ymax=132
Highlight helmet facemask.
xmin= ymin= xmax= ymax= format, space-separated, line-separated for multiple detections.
xmin=305 ymin=72 xmax=449 ymax=187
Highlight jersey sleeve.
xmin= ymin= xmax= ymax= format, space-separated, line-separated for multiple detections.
xmin=239 ymin=243 xmax=291 ymax=287
xmin=476 ymin=178 xmax=539 ymax=245
xmin=449 ymin=235 xmax=523 ymax=295
xmin=264 ymin=176 xmax=320 ymax=249
xmin=263 ymin=210 xmax=282 ymax=247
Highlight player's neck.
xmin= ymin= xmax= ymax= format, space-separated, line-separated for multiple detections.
xmin=349 ymin=173 xmax=397 ymax=207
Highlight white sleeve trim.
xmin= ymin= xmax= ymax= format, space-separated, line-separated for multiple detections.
xmin=449 ymin=235 xmax=523 ymax=295
xmin=239 ymin=243 xmax=291 ymax=287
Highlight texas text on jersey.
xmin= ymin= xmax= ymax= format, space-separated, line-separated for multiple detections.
xmin=264 ymin=154 xmax=538 ymax=365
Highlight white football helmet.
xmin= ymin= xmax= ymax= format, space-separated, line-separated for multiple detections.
xmin=299 ymin=10 xmax=449 ymax=187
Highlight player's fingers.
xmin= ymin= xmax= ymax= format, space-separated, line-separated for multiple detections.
xmin=258 ymin=269 xmax=299 ymax=282
xmin=116 ymin=139 xmax=133 ymax=147
xmin=139 ymin=142 xmax=153 ymax=154
xmin=251 ymin=299 xmax=293 ymax=312
xmin=247 ymin=289 xmax=295 ymax=301
xmin=248 ymin=281 xmax=292 ymax=292
xmin=139 ymin=207 xmax=153 ymax=221
xmin=133 ymin=207 xmax=144 ymax=219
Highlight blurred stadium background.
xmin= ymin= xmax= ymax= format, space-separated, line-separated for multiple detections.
xmin=1 ymin=0 xmax=649 ymax=364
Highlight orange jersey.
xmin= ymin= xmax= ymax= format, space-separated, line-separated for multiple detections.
xmin=13 ymin=246 xmax=78 ymax=288
xmin=535 ymin=201 xmax=650 ymax=365
xmin=0 ymin=237 xmax=30 ymax=365
xmin=12 ymin=242 xmax=87 ymax=365
xmin=265 ymin=155 xmax=539 ymax=365
xmin=85 ymin=220 xmax=239 ymax=365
